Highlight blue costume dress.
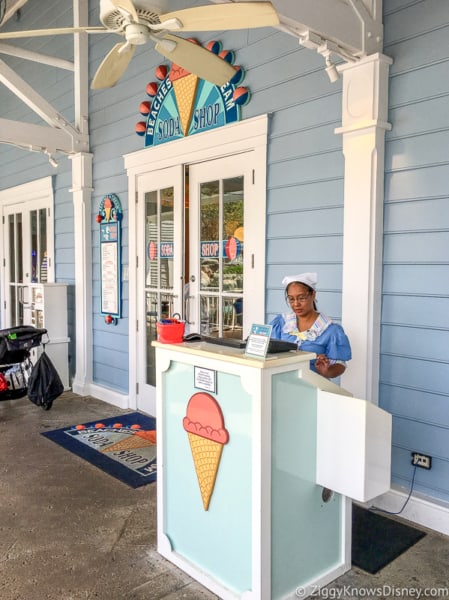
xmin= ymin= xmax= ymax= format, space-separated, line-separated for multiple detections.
xmin=269 ymin=311 xmax=351 ymax=375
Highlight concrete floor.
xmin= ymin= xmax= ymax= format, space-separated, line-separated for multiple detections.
xmin=1 ymin=392 xmax=448 ymax=600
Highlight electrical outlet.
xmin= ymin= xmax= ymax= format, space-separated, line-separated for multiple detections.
xmin=411 ymin=452 xmax=432 ymax=469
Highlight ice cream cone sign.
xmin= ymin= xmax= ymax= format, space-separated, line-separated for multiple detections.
xmin=169 ymin=62 xmax=199 ymax=137
xmin=183 ymin=392 xmax=229 ymax=511
xmin=104 ymin=196 xmax=113 ymax=222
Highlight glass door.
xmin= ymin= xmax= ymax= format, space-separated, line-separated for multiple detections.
xmin=188 ymin=153 xmax=260 ymax=340
xmin=136 ymin=167 xmax=183 ymax=415
xmin=135 ymin=154 xmax=265 ymax=415
xmin=3 ymin=202 xmax=51 ymax=327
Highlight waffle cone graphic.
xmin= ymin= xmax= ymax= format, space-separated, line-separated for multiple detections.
xmin=170 ymin=65 xmax=198 ymax=136
xmin=187 ymin=432 xmax=223 ymax=511
xmin=103 ymin=429 xmax=156 ymax=453
xmin=183 ymin=392 xmax=229 ymax=511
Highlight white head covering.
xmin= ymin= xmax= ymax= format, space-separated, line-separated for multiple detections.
xmin=282 ymin=272 xmax=318 ymax=290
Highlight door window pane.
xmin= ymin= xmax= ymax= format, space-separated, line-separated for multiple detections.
xmin=160 ymin=187 xmax=174 ymax=289
xmin=31 ymin=210 xmax=38 ymax=282
xmin=8 ymin=213 xmax=24 ymax=325
xmin=30 ymin=208 xmax=48 ymax=283
xmin=198 ymin=177 xmax=244 ymax=339
xmin=39 ymin=208 xmax=48 ymax=282
xmin=8 ymin=215 xmax=16 ymax=283
xmin=223 ymin=177 xmax=243 ymax=294
xmin=145 ymin=291 xmax=157 ymax=386
xmin=144 ymin=187 xmax=175 ymax=386
xmin=199 ymin=180 xmax=219 ymax=291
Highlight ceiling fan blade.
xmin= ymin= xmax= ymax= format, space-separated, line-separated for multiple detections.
xmin=111 ymin=0 xmax=139 ymax=23
xmin=155 ymin=2 xmax=279 ymax=32
xmin=91 ymin=42 xmax=135 ymax=89
xmin=155 ymin=34 xmax=236 ymax=86
xmin=0 ymin=27 xmax=106 ymax=40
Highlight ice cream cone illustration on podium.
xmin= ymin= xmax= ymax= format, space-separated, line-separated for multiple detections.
xmin=183 ymin=392 xmax=229 ymax=510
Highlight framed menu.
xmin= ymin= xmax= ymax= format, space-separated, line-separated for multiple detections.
xmin=98 ymin=194 xmax=122 ymax=322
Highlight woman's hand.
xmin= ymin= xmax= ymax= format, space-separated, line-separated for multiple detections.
xmin=314 ymin=354 xmax=346 ymax=379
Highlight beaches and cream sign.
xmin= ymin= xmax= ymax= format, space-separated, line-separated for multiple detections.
xmin=135 ymin=40 xmax=250 ymax=146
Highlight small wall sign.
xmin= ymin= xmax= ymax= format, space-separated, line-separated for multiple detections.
xmin=194 ymin=366 xmax=217 ymax=394
xmin=135 ymin=40 xmax=251 ymax=147
xmin=97 ymin=194 xmax=123 ymax=325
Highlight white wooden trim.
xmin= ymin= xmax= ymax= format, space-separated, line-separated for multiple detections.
xmin=124 ymin=114 xmax=269 ymax=174
xmin=84 ymin=382 xmax=130 ymax=410
xmin=370 ymin=487 xmax=449 ymax=536
xmin=210 ymin=0 xmax=383 ymax=57
xmin=0 ymin=175 xmax=52 ymax=205
xmin=69 ymin=152 xmax=93 ymax=394
xmin=338 ymin=54 xmax=393 ymax=403
xmin=125 ymin=115 xmax=268 ymax=412
xmin=0 ymin=58 xmax=80 ymax=141
xmin=0 ymin=43 xmax=74 ymax=71
xmin=0 ymin=0 xmax=89 ymax=155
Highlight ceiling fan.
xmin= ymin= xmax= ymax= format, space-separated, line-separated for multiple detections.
xmin=0 ymin=0 xmax=279 ymax=88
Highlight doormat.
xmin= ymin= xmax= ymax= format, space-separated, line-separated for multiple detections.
xmin=352 ymin=504 xmax=426 ymax=574
xmin=42 ymin=412 xmax=157 ymax=488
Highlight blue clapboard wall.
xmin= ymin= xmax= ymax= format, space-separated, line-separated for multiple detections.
xmin=381 ymin=0 xmax=449 ymax=502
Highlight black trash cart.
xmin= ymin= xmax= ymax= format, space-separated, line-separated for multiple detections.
xmin=0 ymin=326 xmax=48 ymax=401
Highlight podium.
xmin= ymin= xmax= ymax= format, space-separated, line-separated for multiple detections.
xmin=154 ymin=341 xmax=391 ymax=600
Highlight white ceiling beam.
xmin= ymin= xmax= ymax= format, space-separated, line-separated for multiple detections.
xmin=210 ymin=0 xmax=383 ymax=58
xmin=277 ymin=0 xmax=381 ymax=55
xmin=0 ymin=117 xmax=75 ymax=154
xmin=0 ymin=57 xmax=88 ymax=152
xmin=0 ymin=42 xmax=74 ymax=71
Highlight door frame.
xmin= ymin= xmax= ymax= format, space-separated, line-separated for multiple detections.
xmin=0 ymin=176 xmax=54 ymax=328
xmin=125 ymin=114 xmax=268 ymax=413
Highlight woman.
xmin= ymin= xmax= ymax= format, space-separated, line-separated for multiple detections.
xmin=270 ymin=273 xmax=351 ymax=379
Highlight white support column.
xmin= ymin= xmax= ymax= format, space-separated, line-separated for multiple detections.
xmin=337 ymin=53 xmax=392 ymax=402
xmin=73 ymin=0 xmax=89 ymax=138
xmin=70 ymin=152 xmax=93 ymax=394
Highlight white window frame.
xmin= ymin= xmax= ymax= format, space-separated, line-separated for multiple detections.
xmin=0 ymin=176 xmax=55 ymax=327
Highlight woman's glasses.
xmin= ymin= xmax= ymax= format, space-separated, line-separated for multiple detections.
xmin=287 ymin=293 xmax=311 ymax=304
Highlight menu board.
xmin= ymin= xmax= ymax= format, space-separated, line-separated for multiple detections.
xmin=98 ymin=194 xmax=122 ymax=321
xmin=101 ymin=224 xmax=119 ymax=314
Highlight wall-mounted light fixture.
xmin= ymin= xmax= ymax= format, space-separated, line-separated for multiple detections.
xmin=324 ymin=53 xmax=340 ymax=83
xmin=45 ymin=150 xmax=58 ymax=168
xmin=298 ymin=32 xmax=357 ymax=83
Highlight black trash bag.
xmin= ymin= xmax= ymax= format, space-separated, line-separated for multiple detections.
xmin=27 ymin=351 xmax=64 ymax=410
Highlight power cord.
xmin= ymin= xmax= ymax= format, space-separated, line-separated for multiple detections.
xmin=370 ymin=464 xmax=418 ymax=516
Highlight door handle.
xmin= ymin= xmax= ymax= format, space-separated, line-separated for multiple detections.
xmin=185 ymin=294 xmax=194 ymax=325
